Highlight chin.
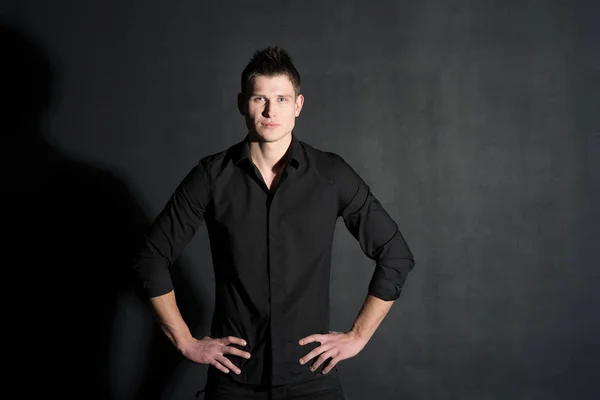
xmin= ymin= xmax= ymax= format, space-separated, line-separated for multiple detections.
xmin=255 ymin=128 xmax=291 ymax=143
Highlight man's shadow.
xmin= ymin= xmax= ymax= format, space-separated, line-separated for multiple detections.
xmin=0 ymin=19 xmax=208 ymax=399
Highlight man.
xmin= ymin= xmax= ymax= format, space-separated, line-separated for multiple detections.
xmin=132 ymin=45 xmax=415 ymax=400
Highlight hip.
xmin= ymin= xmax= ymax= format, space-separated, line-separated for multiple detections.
xmin=202 ymin=369 xmax=345 ymax=400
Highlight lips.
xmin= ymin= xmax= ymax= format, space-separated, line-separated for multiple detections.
xmin=262 ymin=123 xmax=280 ymax=127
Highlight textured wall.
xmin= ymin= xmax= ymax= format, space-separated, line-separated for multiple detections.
xmin=2 ymin=0 xmax=598 ymax=399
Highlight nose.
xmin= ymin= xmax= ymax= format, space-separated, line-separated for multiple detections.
xmin=262 ymin=101 xmax=275 ymax=118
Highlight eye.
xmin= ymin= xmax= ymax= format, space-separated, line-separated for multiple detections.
xmin=253 ymin=97 xmax=264 ymax=102
xmin=278 ymin=97 xmax=287 ymax=102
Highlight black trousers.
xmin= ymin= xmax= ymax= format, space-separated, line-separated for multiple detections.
xmin=200 ymin=370 xmax=346 ymax=400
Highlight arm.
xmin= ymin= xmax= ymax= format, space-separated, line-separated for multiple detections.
xmin=349 ymin=293 xmax=394 ymax=343
xmin=132 ymin=161 xmax=211 ymax=298
xmin=149 ymin=290 xmax=195 ymax=352
xmin=150 ymin=290 xmax=250 ymax=374
xmin=299 ymin=153 xmax=415 ymax=373
xmin=333 ymin=152 xmax=415 ymax=302
xmin=133 ymin=160 xmax=251 ymax=373
xmin=334 ymin=151 xmax=415 ymax=339
xmin=132 ymin=161 xmax=209 ymax=348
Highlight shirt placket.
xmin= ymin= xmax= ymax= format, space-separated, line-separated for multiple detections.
xmin=266 ymin=169 xmax=289 ymax=382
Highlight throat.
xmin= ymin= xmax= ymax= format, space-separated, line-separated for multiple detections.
xmin=262 ymin=171 xmax=284 ymax=192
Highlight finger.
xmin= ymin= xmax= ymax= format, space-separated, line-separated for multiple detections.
xmin=299 ymin=334 xmax=324 ymax=346
xmin=310 ymin=350 xmax=334 ymax=372
xmin=211 ymin=360 xmax=230 ymax=374
xmin=299 ymin=345 xmax=329 ymax=365
xmin=224 ymin=346 xmax=252 ymax=360
xmin=322 ymin=357 xmax=339 ymax=374
xmin=221 ymin=336 xmax=247 ymax=347
xmin=216 ymin=355 xmax=241 ymax=375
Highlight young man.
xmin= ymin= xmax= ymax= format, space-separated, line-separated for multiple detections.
xmin=133 ymin=46 xmax=415 ymax=400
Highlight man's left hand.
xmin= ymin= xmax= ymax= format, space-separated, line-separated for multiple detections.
xmin=298 ymin=330 xmax=367 ymax=374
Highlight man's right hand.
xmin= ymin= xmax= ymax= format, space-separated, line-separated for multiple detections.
xmin=180 ymin=336 xmax=251 ymax=375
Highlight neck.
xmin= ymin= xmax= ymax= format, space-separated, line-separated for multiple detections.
xmin=247 ymin=132 xmax=292 ymax=174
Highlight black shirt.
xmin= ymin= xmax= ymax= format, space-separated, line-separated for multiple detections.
xmin=132 ymin=133 xmax=415 ymax=386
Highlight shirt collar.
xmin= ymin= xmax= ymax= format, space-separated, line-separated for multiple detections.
xmin=233 ymin=132 xmax=305 ymax=170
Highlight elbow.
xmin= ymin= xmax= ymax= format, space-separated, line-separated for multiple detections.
xmin=368 ymin=258 xmax=415 ymax=301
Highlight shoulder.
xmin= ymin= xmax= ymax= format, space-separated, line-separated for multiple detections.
xmin=299 ymin=140 xmax=338 ymax=170
xmin=300 ymin=140 xmax=359 ymax=183
xmin=301 ymin=141 xmax=369 ymax=209
xmin=197 ymin=144 xmax=234 ymax=169
xmin=192 ymin=139 xmax=245 ymax=179
xmin=178 ymin=141 xmax=238 ymax=191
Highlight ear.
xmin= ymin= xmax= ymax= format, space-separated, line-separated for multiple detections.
xmin=237 ymin=93 xmax=247 ymax=116
xmin=294 ymin=94 xmax=305 ymax=117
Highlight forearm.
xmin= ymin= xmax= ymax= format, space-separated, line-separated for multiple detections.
xmin=349 ymin=294 xmax=394 ymax=343
xmin=149 ymin=290 xmax=194 ymax=351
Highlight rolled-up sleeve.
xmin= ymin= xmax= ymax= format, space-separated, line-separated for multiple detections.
xmin=132 ymin=159 xmax=211 ymax=298
xmin=331 ymin=153 xmax=415 ymax=301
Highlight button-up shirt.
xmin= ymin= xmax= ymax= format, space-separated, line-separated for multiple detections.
xmin=132 ymin=133 xmax=415 ymax=386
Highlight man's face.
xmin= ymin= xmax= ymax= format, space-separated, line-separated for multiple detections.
xmin=239 ymin=74 xmax=304 ymax=143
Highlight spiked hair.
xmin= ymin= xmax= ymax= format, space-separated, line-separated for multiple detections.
xmin=240 ymin=45 xmax=301 ymax=97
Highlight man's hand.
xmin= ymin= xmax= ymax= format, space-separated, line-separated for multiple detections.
xmin=298 ymin=331 xmax=367 ymax=374
xmin=180 ymin=336 xmax=251 ymax=375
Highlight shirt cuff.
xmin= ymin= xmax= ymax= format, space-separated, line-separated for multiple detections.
xmin=141 ymin=268 xmax=174 ymax=298
xmin=367 ymin=264 xmax=409 ymax=301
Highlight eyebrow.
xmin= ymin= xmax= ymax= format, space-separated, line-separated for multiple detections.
xmin=251 ymin=94 xmax=294 ymax=98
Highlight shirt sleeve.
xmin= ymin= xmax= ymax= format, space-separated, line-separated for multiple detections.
xmin=132 ymin=159 xmax=211 ymax=298
xmin=331 ymin=153 xmax=415 ymax=301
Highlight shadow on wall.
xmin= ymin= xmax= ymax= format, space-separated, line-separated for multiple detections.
xmin=0 ymin=19 xmax=208 ymax=399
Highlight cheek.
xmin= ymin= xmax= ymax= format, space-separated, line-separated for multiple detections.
xmin=287 ymin=106 xmax=298 ymax=120
xmin=250 ymin=111 xmax=262 ymax=123
xmin=248 ymin=104 xmax=261 ymax=116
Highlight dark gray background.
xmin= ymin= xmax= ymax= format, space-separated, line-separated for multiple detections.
xmin=2 ymin=0 xmax=598 ymax=399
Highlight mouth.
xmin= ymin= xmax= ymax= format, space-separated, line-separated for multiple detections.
xmin=262 ymin=122 xmax=280 ymax=128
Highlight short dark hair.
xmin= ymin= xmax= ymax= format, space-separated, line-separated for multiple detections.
xmin=240 ymin=45 xmax=301 ymax=97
